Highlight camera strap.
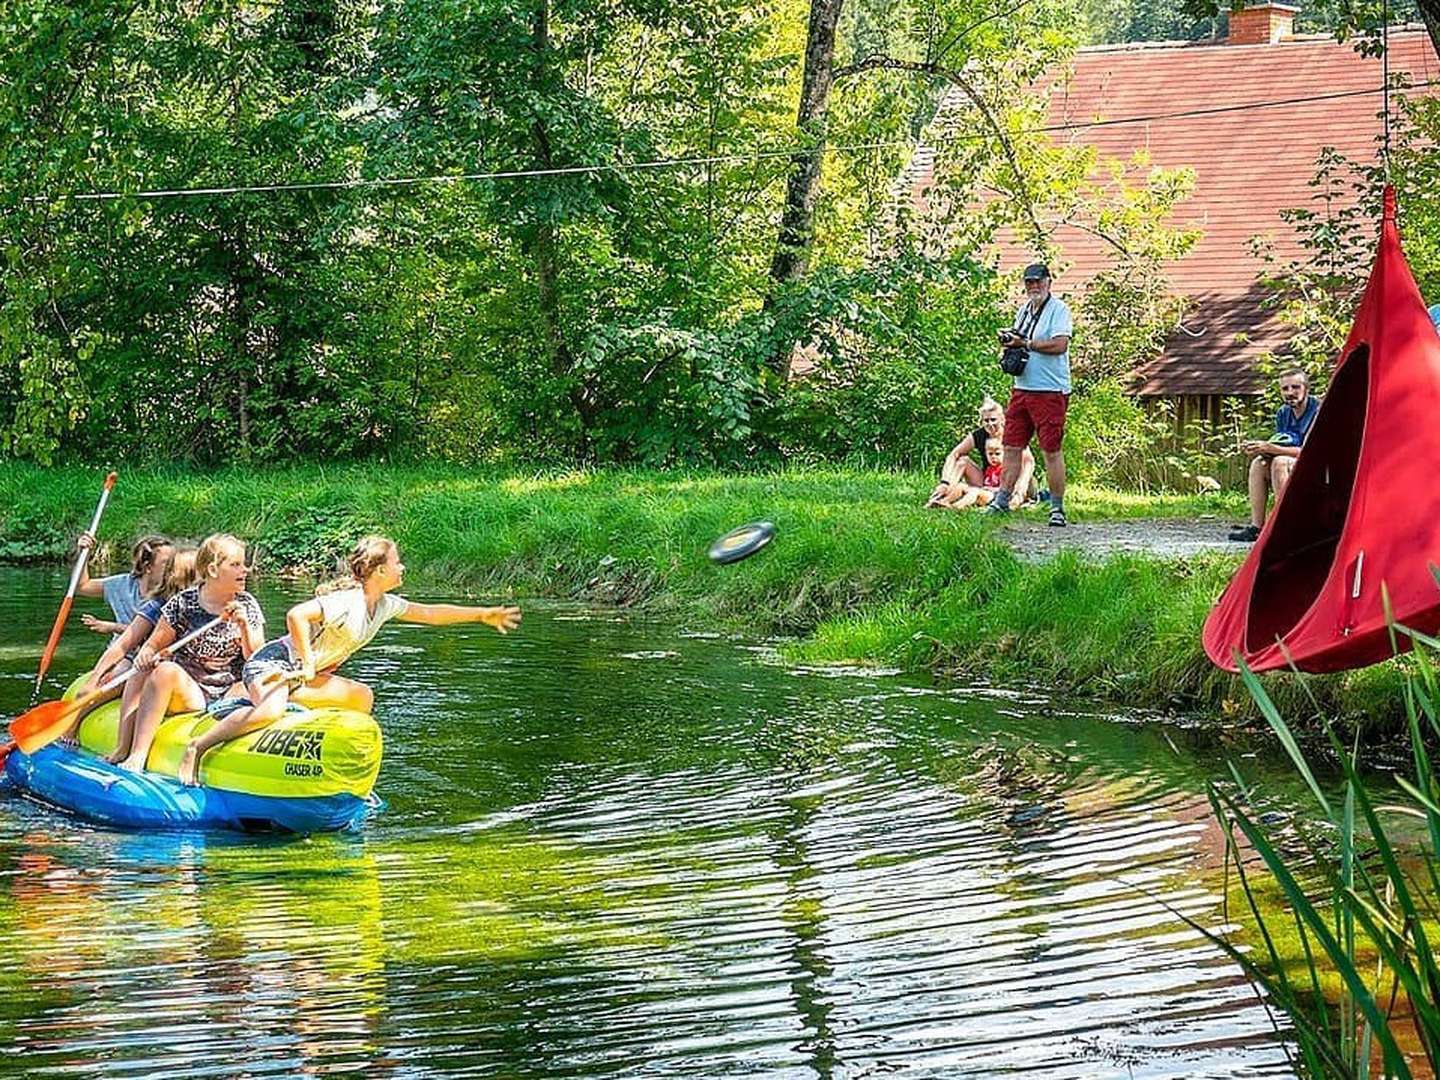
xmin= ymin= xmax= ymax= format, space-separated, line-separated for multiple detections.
xmin=1013 ymin=295 xmax=1050 ymax=342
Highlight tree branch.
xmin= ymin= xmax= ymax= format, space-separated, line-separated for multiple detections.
xmin=930 ymin=0 xmax=1034 ymax=67
xmin=833 ymin=54 xmax=1046 ymax=251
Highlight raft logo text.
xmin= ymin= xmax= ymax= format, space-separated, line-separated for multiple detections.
xmin=252 ymin=728 xmax=325 ymax=761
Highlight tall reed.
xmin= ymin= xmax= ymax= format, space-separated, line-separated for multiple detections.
xmin=1203 ymin=621 xmax=1440 ymax=1077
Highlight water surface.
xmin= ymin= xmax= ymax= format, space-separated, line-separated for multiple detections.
xmin=0 ymin=568 xmax=1297 ymax=1077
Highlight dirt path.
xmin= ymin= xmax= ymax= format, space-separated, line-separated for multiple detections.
xmin=999 ymin=516 xmax=1248 ymax=563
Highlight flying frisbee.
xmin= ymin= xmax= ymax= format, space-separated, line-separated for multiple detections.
xmin=708 ymin=521 xmax=776 ymax=565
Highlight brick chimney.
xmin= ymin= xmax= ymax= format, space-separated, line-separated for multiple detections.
xmin=1227 ymin=2 xmax=1299 ymax=45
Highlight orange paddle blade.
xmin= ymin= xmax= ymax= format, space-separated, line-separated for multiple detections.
xmin=10 ymin=698 xmax=80 ymax=754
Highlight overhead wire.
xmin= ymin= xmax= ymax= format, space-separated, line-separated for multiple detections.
xmin=41 ymin=78 xmax=1439 ymax=205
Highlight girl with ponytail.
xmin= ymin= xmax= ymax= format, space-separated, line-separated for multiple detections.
xmin=178 ymin=536 xmax=521 ymax=785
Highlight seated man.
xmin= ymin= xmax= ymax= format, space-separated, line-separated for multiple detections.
xmin=1229 ymin=368 xmax=1321 ymax=543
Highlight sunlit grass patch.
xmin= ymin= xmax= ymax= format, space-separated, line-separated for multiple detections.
xmin=0 ymin=462 xmax=1415 ymax=729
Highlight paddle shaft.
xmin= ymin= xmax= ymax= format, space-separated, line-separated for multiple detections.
xmin=9 ymin=613 xmax=233 ymax=756
xmin=82 ymin=614 xmax=232 ymax=705
xmin=33 ymin=472 xmax=118 ymax=694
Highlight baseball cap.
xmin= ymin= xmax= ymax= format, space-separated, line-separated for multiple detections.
xmin=1022 ymin=263 xmax=1050 ymax=281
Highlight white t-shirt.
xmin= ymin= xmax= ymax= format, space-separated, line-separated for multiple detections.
xmin=282 ymin=588 xmax=410 ymax=671
xmin=1011 ymin=294 xmax=1074 ymax=394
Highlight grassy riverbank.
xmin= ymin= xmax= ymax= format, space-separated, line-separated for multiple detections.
xmin=0 ymin=463 xmax=1411 ymax=731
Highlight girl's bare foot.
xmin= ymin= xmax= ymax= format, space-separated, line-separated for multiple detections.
xmin=104 ymin=747 xmax=128 ymax=765
xmin=177 ymin=744 xmax=202 ymax=786
xmin=115 ymin=755 xmax=146 ymax=774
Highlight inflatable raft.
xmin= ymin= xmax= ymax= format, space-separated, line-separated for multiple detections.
xmin=2 ymin=694 xmax=383 ymax=833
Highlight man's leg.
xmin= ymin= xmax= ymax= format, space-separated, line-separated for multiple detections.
xmin=998 ymin=446 xmax=1024 ymax=498
xmin=1248 ymin=454 xmax=1271 ymax=527
xmin=1271 ymin=457 xmax=1294 ymax=501
xmin=1042 ymin=449 xmax=1066 ymax=504
xmin=1033 ymin=393 xmax=1069 ymax=525
xmin=988 ymin=394 xmax=1034 ymax=513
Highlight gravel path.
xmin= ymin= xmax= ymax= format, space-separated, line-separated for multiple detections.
xmin=999 ymin=516 xmax=1249 ymax=563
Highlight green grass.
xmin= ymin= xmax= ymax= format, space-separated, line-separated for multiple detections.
xmin=0 ymin=462 xmax=1410 ymax=730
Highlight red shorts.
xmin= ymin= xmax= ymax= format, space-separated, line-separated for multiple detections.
xmin=1003 ymin=390 xmax=1069 ymax=453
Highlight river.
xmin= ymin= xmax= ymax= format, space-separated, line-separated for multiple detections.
xmin=0 ymin=568 xmax=1298 ymax=1077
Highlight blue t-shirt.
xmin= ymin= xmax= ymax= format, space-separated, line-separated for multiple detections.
xmin=1275 ymin=395 xmax=1321 ymax=447
xmin=100 ymin=573 xmax=145 ymax=626
xmin=1011 ymin=295 xmax=1075 ymax=394
xmin=1429 ymin=303 xmax=1440 ymax=332
xmin=135 ymin=597 xmax=164 ymax=625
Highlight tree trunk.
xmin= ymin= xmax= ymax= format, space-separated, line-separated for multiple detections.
xmin=227 ymin=9 xmax=251 ymax=459
xmin=530 ymin=0 xmax=596 ymax=431
xmin=764 ymin=0 xmax=845 ymax=380
xmin=1417 ymin=0 xmax=1440 ymax=61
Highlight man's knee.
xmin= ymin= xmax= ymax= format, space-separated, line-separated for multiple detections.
xmin=1250 ymin=455 xmax=1273 ymax=487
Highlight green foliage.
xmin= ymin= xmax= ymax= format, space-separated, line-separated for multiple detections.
xmin=1080 ymin=0 xmax=1222 ymax=44
xmin=256 ymin=504 xmax=373 ymax=574
xmin=0 ymin=0 xmax=1199 ymax=473
xmin=0 ymin=506 xmax=68 ymax=564
xmin=766 ymin=248 xmax=1008 ymax=467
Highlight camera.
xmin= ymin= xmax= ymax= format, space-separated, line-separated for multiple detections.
xmin=997 ymin=328 xmax=1017 ymax=346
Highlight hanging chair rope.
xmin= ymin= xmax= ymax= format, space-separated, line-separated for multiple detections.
xmin=1383 ymin=0 xmax=1392 ymax=177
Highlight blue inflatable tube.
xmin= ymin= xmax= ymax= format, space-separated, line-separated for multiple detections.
xmin=2 ymin=744 xmax=375 ymax=833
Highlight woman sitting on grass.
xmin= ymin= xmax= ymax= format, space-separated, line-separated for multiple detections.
xmin=940 ymin=437 xmax=1017 ymax=510
xmin=928 ymin=398 xmax=1037 ymax=509
xmin=108 ymin=534 xmax=264 ymax=772
xmin=177 ymin=535 xmax=522 ymax=786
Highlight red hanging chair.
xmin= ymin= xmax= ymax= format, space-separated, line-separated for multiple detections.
xmin=1203 ymin=186 xmax=1440 ymax=673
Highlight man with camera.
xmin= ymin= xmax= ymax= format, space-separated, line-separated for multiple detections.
xmin=988 ymin=262 xmax=1074 ymax=527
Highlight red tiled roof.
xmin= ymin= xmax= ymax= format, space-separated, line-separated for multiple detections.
xmin=904 ymin=28 xmax=1438 ymax=396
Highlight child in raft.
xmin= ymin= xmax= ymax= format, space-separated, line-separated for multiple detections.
xmin=177 ymin=535 xmax=523 ymax=785
xmin=75 ymin=533 xmax=174 ymax=639
xmin=943 ymin=437 xmax=1015 ymax=510
xmin=108 ymin=534 xmax=265 ymax=772
xmin=67 ymin=547 xmax=201 ymax=737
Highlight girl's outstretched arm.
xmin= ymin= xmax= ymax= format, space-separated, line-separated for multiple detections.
xmin=81 ymin=614 xmax=156 ymax=692
xmin=399 ymin=603 xmax=522 ymax=633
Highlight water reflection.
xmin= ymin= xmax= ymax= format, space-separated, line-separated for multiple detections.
xmin=0 ymin=569 xmax=1296 ymax=1076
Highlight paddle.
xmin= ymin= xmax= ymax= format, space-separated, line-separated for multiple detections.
xmin=33 ymin=471 xmax=119 ymax=699
xmin=2 ymin=614 xmax=229 ymax=765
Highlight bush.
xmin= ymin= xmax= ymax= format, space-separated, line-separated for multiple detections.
xmin=256 ymin=505 xmax=374 ymax=575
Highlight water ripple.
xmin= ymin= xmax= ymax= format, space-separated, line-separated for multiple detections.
xmin=0 ymin=582 xmax=1300 ymax=1077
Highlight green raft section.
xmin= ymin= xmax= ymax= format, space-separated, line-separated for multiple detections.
xmin=69 ymin=695 xmax=383 ymax=800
